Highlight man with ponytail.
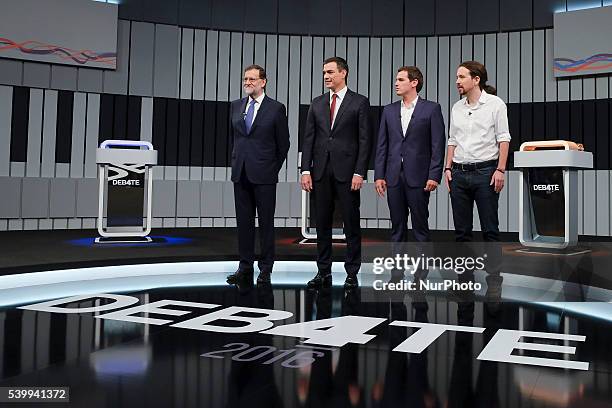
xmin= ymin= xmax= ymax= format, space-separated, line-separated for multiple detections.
xmin=444 ymin=61 xmax=511 ymax=242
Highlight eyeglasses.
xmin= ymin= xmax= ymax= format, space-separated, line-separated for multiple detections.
xmin=243 ymin=77 xmax=261 ymax=83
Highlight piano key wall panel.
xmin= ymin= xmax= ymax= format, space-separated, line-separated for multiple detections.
xmin=0 ymin=22 xmax=611 ymax=236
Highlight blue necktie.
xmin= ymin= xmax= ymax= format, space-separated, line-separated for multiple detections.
xmin=244 ymin=99 xmax=256 ymax=133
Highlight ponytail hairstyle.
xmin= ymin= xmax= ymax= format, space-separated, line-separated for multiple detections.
xmin=459 ymin=61 xmax=496 ymax=95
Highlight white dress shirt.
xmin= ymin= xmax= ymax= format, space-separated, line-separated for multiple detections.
xmin=400 ymin=95 xmax=418 ymax=136
xmin=330 ymin=86 xmax=348 ymax=128
xmin=448 ymin=90 xmax=511 ymax=163
xmin=244 ymin=92 xmax=266 ymax=125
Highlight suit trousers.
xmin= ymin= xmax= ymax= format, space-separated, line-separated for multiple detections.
xmin=234 ymin=168 xmax=277 ymax=273
xmin=386 ymin=166 xmax=431 ymax=242
xmin=313 ymin=160 xmax=361 ymax=276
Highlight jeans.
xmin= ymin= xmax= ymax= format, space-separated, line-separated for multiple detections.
xmin=449 ymin=164 xmax=500 ymax=242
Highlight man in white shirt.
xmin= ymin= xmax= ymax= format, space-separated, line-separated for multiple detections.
xmin=445 ymin=61 xmax=511 ymax=242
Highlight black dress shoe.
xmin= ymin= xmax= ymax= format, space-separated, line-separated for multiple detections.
xmin=256 ymin=271 xmax=271 ymax=284
xmin=226 ymin=269 xmax=253 ymax=285
xmin=307 ymin=272 xmax=332 ymax=289
xmin=344 ymin=275 xmax=359 ymax=289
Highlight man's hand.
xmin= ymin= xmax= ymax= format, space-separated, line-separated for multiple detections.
xmin=351 ymin=175 xmax=364 ymax=191
xmin=424 ymin=180 xmax=438 ymax=192
xmin=301 ymin=174 xmax=313 ymax=192
xmin=375 ymin=179 xmax=387 ymax=197
xmin=490 ymin=170 xmax=505 ymax=193
xmin=444 ymin=169 xmax=453 ymax=192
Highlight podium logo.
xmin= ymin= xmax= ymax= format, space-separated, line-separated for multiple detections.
xmin=533 ymin=184 xmax=560 ymax=192
xmin=108 ymin=164 xmax=145 ymax=186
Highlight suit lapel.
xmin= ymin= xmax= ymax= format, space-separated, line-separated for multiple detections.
xmin=238 ymin=97 xmax=248 ymax=135
xmin=323 ymin=91 xmax=332 ymax=131
xmin=331 ymin=90 xmax=353 ymax=133
xmin=393 ymin=101 xmax=403 ymax=138
xmin=404 ymin=97 xmax=424 ymax=138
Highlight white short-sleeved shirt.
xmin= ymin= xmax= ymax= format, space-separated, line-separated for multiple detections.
xmin=448 ymin=90 xmax=511 ymax=164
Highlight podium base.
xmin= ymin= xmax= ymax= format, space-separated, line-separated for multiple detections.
xmin=95 ymin=236 xmax=153 ymax=244
xmin=515 ymin=246 xmax=591 ymax=257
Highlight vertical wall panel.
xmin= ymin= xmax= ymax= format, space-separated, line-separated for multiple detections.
xmin=242 ymin=33 xmax=254 ymax=68
xmin=583 ymin=171 xmax=596 ymax=235
xmin=544 ymin=30 xmax=556 ymax=102
xmin=357 ymin=38 xmax=370 ymax=97
xmin=369 ymin=38 xmax=381 ymax=106
xmin=84 ymin=94 xmax=100 ymax=178
xmin=23 ymin=63 xmax=51 ymax=89
xmin=180 ymin=28 xmax=195 ymax=100
xmin=276 ymin=35 xmax=290 ymax=181
xmin=287 ymin=36 xmax=301 ymax=182
xmin=426 ymin=37 xmax=438 ymax=103
xmin=312 ymin=37 xmax=324 ymax=98
xmin=229 ymin=33 xmax=244 ymax=101
xmin=473 ymin=34 xmax=484 ymax=62
xmin=129 ymin=22 xmax=155 ymax=96
xmin=104 ymin=20 xmax=130 ymax=95
xmin=533 ymin=30 xmax=545 ymax=103
xmin=485 ymin=34 xmax=497 ymax=86
xmin=41 ymin=91 xmax=58 ymax=178
xmin=596 ymin=171 xmax=610 ymax=236
xmin=415 ymin=38 xmax=427 ymax=96
xmin=404 ymin=37 xmax=415 ymax=66
xmin=153 ymin=25 xmax=181 ymax=99
xmin=335 ymin=37 xmax=347 ymax=59
xmin=265 ymin=35 xmax=278 ymax=99
xmin=254 ymin=34 xmax=266 ymax=67
xmin=0 ymin=178 xmax=21 ymax=218
xmin=300 ymin=37 xmax=313 ymax=105
xmin=508 ymin=32 xmax=520 ymax=104
xmin=205 ymin=31 xmax=219 ymax=101
xmin=497 ymin=33 xmax=509 ymax=103
xmin=216 ymin=31 xmax=231 ymax=103
xmin=520 ymin=31 xmax=533 ymax=103
xmin=77 ymin=68 xmax=103 ymax=94
xmin=25 ymin=89 xmax=44 ymax=178
xmin=461 ymin=35 xmax=472 ymax=61
xmin=22 ymin=178 xmax=49 ymax=218
xmin=192 ymin=30 xmax=207 ymax=101
xmin=324 ymin=37 xmax=335 ymax=61
xmin=449 ymin=36 xmax=462 ymax=108
xmin=49 ymin=179 xmax=76 ymax=217
xmin=51 ymin=66 xmax=77 ymax=91
xmin=70 ymin=93 xmax=87 ymax=178
xmin=0 ymin=60 xmax=23 ymax=86
xmin=380 ymin=38 xmax=392 ymax=105
xmin=346 ymin=37 xmax=358 ymax=91
xmin=0 ymin=86 xmax=12 ymax=176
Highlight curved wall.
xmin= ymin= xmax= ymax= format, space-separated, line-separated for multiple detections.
xmin=0 ymin=16 xmax=611 ymax=236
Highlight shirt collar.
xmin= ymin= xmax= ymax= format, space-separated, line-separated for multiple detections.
xmin=249 ymin=92 xmax=265 ymax=105
xmin=401 ymin=95 xmax=419 ymax=109
xmin=462 ymin=89 xmax=488 ymax=107
xmin=330 ymin=86 xmax=348 ymax=101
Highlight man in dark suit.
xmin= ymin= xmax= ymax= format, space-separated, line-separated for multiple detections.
xmin=300 ymin=56 xmax=372 ymax=289
xmin=374 ymin=66 xmax=445 ymax=244
xmin=226 ymin=65 xmax=290 ymax=285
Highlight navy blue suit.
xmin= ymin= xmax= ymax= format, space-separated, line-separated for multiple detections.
xmin=230 ymin=95 xmax=290 ymax=273
xmin=374 ymin=98 xmax=445 ymax=242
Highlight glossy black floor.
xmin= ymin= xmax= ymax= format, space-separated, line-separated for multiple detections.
xmin=1 ymin=281 xmax=611 ymax=408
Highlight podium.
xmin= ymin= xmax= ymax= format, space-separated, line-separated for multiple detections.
xmin=96 ymin=140 xmax=157 ymax=242
xmin=514 ymin=141 xmax=592 ymax=249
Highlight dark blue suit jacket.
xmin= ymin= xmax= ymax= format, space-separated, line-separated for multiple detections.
xmin=230 ymin=95 xmax=290 ymax=184
xmin=374 ymin=98 xmax=445 ymax=188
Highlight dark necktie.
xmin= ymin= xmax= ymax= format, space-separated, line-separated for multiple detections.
xmin=245 ymin=99 xmax=256 ymax=133
xmin=330 ymin=93 xmax=338 ymax=128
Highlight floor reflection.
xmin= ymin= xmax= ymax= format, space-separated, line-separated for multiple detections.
xmin=1 ymin=280 xmax=611 ymax=408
